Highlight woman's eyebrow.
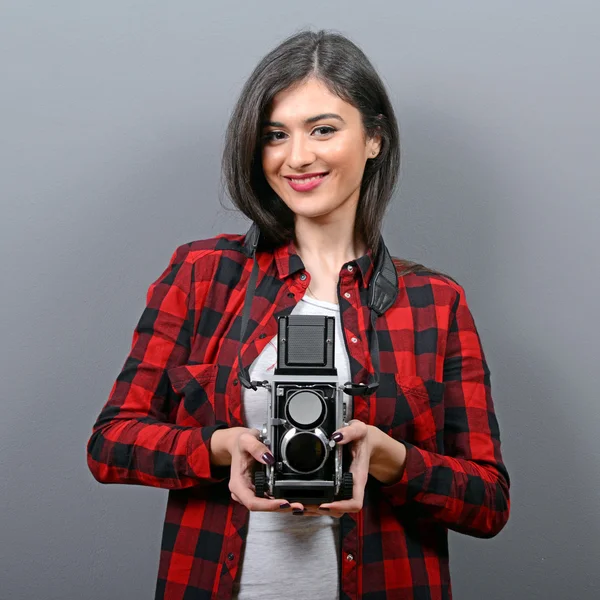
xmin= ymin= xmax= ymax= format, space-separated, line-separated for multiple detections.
xmin=262 ymin=113 xmax=346 ymax=127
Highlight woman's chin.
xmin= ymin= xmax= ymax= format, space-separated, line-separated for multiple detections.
xmin=292 ymin=208 xmax=338 ymax=221
xmin=282 ymin=198 xmax=342 ymax=220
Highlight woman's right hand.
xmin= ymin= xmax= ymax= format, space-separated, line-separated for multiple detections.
xmin=211 ymin=427 xmax=303 ymax=512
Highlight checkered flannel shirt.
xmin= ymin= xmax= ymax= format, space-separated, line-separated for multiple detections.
xmin=87 ymin=232 xmax=510 ymax=599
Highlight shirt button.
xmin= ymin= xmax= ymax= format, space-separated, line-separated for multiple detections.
xmin=347 ymin=265 xmax=354 ymax=272
xmin=259 ymin=333 xmax=267 ymax=339
xmin=344 ymin=292 xmax=351 ymax=299
xmin=227 ymin=553 xmax=235 ymax=561
xmin=351 ymin=337 xmax=358 ymax=343
xmin=300 ymin=273 xmax=307 ymax=281
xmin=346 ymin=553 xmax=354 ymax=562
xmin=233 ymin=379 xmax=239 ymax=386
xmin=287 ymin=292 xmax=295 ymax=298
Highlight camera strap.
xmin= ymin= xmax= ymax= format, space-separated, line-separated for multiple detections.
xmin=237 ymin=224 xmax=261 ymax=391
xmin=237 ymin=224 xmax=398 ymax=396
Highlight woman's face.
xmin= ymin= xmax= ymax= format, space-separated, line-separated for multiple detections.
xmin=261 ymin=77 xmax=380 ymax=226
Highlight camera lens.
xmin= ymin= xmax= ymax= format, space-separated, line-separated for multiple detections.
xmin=285 ymin=432 xmax=326 ymax=473
xmin=286 ymin=390 xmax=326 ymax=429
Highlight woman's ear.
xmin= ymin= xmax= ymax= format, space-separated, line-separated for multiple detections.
xmin=367 ymin=131 xmax=382 ymax=159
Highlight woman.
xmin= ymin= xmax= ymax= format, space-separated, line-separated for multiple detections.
xmin=87 ymin=29 xmax=510 ymax=600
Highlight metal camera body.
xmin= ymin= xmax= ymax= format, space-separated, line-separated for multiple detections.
xmin=254 ymin=315 xmax=354 ymax=505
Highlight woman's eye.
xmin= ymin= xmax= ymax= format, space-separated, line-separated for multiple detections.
xmin=262 ymin=126 xmax=336 ymax=144
xmin=313 ymin=126 xmax=336 ymax=136
xmin=263 ymin=131 xmax=287 ymax=143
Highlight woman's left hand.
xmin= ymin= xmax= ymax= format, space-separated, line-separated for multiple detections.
xmin=301 ymin=419 xmax=377 ymax=518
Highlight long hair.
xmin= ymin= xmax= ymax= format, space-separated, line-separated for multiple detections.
xmin=221 ymin=29 xmax=400 ymax=252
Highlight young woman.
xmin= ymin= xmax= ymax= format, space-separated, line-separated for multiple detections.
xmin=87 ymin=29 xmax=510 ymax=600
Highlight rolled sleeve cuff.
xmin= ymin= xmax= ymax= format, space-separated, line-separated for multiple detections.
xmin=380 ymin=442 xmax=430 ymax=505
xmin=187 ymin=424 xmax=230 ymax=483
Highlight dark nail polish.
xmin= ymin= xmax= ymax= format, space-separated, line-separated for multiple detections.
xmin=279 ymin=503 xmax=291 ymax=509
xmin=292 ymin=509 xmax=305 ymax=515
xmin=331 ymin=432 xmax=343 ymax=442
xmin=319 ymin=507 xmax=330 ymax=511
xmin=262 ymin=452 xmax=275 ymax=465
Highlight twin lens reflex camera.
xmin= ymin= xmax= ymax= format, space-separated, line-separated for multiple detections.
xmin=253 ymin=314 xmax=354 ymax=505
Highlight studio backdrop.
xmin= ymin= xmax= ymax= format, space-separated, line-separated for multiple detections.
xmin=1 ymin=1 xmax=599 ymax=599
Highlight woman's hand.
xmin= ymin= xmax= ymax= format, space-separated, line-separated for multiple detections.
xmin=301 ymin=420 xmax=407 ymax=518
xmin=211 ymin=427 xmax=303 ymax=513
xmin=302 ymin=419 xmax=372 ymax=518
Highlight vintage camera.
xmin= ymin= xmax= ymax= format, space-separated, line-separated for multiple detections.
xmin=253 ymin=315 xmax=354 ymax=504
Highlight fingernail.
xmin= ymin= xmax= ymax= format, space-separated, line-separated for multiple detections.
xmin=319 ymin=507 xmax=330 ymax=511
xmin=292 ymin=509 xmax=305 ymax=515
xmin=262 ymin=452 xmax=275 ymax=465
xmin=331 ymin=432 xmax=343 ymax=442
xmin=279 ymin=503 xmax=291 ymax=509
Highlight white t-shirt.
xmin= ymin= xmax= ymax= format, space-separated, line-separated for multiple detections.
xmin=233 ymin=294 xmax=351 ymax=600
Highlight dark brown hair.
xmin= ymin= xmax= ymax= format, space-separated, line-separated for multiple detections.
xmin=221 ymin=29 xmax=400 ymax=252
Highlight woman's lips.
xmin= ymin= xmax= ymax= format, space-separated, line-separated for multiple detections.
xmin=285 ymin=173 xmax=329 ymax=192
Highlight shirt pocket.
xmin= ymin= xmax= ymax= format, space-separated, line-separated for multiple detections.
xmin=167 ymin=363 xmax=221 ymax=427
xmin=375 ymin=374 xmax=445 ymax=453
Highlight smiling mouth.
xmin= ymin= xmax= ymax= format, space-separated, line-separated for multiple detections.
xmin=284 ymin=172 xmax=329 ymax=192
xmin=284 ymin=172 xmax=329 ymax=182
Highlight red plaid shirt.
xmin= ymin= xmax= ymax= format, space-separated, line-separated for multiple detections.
xmin=87 ymin=230 xmax=510 ymax=599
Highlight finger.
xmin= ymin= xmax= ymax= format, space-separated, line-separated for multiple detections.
xmin=320 ymin=465 xmax=367 ymax=512
xmin=318 ymin=492 xmax=364 ymax=515
xmin=319 ymin=498 xmax=362 ymax=514
xmin=299 ymin=504 xmax=328 ymax=516
xmin=291 ymin=506 xmax=324 ymax=517
xmin=238 ymin=431 xmax=276 ymax=466
xmin=313 ymin=507 xmax=342 ymax=517
xmin=330 ymin=419 xmax=368 ymax=445
xmin=232 ymin=481 xmax=291 ymax=511
xmin=319 ymin=487 xmax=364 ymax=514
xmin=319 ymin=453 xmax=368 ymax=514
xmin=346 ymin=456 xmax=368 ymax=503
xmin=267 ymin=496 xmax=303 ymax=512
xmin=230 ymin=492 xmax=289 ymax=513
xmin=229 ymin=470 xmax=301 ymax=512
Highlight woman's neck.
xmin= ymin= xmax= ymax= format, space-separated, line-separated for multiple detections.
xmin=293 ymin=217 xmax=367 ymax=273
xmin=293 ymin=217 xmax=367 ymax=304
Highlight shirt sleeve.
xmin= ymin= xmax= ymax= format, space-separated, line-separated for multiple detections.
xmin=86 ymin=245 xmax=228 ymax=488
xmin=380 ymin=282 xmax=510 ymax=538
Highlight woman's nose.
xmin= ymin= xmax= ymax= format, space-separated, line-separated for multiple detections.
xmin=287 ymin=134 xmax=316 ymax=169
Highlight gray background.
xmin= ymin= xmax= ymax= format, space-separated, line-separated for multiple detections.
xmin=1 ymin=1 xmax=598 ymax=598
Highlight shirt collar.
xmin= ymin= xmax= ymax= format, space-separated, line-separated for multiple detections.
xmin=272 ymin=237 xmax=305 ymax=279
xmin=271 ymin=236 xmax=377 ymax=289
xmin=354 ymin=247 xmax=376 ymax=288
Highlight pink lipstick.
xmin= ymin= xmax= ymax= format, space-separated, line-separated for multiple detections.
xmin=285 ymin=172 xmax=329 ymax=192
